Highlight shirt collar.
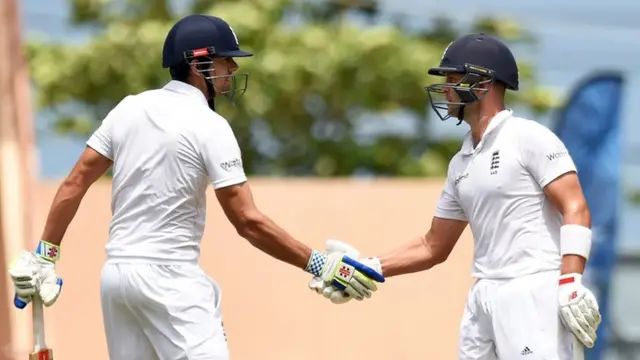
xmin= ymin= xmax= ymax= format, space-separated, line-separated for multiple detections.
xmin=163 ymin=80 xmax=208 ymax=105
xmin=460 ymin=109 xmax=513 ymax=156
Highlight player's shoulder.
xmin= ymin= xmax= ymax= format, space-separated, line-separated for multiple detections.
xmin=110 ymin=87 xmax=165 ymax=112
xmin=200 ymin=109 xmax=233 ymax=130
xmin=446 ymin=144 xmax=467 ymax=175
xmin=193 ymin=110 xmax=237 ymax=143
xmin=102 ymin=94 xmax=142 ymax=124
xmin=504 ymin=115 xmax=555 ymax=137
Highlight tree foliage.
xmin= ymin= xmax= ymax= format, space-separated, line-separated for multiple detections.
xmin=26 ymin=0 xmax=559 ymax=177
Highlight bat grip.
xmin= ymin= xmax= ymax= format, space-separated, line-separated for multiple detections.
xmin=572 ymin=335 xmax=585 ymax=360
xmin=32 ymin=295 xmax=47 ymax=352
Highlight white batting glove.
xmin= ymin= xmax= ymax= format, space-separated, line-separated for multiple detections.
xmin=8 ymin=241 xmax=63 ymax=309
xmin=307 ymin=239 xmax=384 ymax=304
xmin=306 ymin=239 xmax=384 ymax=303
xmin=308 ymin=239 xmax=361 ymax=303
xmin=558 ymin=273 xmax=601 ymax=348
xmin=322 ymin=256 xmax=382 ymax=304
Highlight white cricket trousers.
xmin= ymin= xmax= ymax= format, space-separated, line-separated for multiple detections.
xmin=100 ymin=261 xmax=229 ymax=360
xmin=459 ymin=270 xmax=577 ymax=360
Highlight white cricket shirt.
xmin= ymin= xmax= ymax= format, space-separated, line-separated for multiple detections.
xmin=435 ymin=110 xmax=577 ymax=279
xmin=87 ymin=81 xmax=247 ymax=263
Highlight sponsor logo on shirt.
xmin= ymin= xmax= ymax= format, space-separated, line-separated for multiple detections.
xmin=220 ymin=158 xmax=243 ymax=171
xmin=546 ymin=150 xmax=568 ymax=161
xmin=454 ymin=173 xmax=469 ymax=185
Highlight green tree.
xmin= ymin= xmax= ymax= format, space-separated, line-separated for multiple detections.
xmin=27 ymin=0 xmax=559 ymax=177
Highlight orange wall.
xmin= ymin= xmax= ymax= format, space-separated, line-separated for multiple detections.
xmin=3 ymin=179 xmax=475 ymax=360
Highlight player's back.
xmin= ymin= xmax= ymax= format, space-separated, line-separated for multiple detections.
xmin=89 ymin=82 xmax=224 ymax=264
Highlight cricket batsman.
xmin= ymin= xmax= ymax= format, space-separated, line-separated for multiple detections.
xmin=313 ymin=33 xmax=602 ymax=359
xmin=7 ymin=14 xmax=384 ymax=360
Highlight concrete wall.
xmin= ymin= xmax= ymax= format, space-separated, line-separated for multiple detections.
xmin=2 ymin=179 xmax=475 ymax=360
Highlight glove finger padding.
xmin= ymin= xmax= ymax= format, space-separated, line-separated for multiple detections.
xmin=352 ymin=271 xmax=377 ymax=292
xmin=583 ymin=293 xmax=602 ymax=328
xmin=39 ymin=278 xmax=63 ymax=307
xmin=323 ymin=286 xmax=334 ymax=299
xmin=569 ymin=303 xmax=593 ymax=331
xmin=319 ymin=282 xmax=358 ymax=304
xmin=560 ymin=306 xmax=596 ymax=347
xmin=343 ymin=285 xmax=364 ymax=301
xmin=13 ymin=294 xmax=31 ymax=309
xmin=308 ymin=277 xmax=324 ymax=294
xmin=344 ymin=276 xmax=375 ymax=300
xmin=329 ymin=290 xmax=352 ymax=304
xmin=343 ymin=273 xmax=375 ymax=300
xmin=9 ymin=251 xmax=40 ymax=299
xmin=573 ymin=302 xmax=598 ymax=331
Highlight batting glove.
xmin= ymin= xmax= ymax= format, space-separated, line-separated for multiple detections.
xmin=305 ymin=243 xmax=384 ymax=301
xmin=308 ymin=239 xmax=361 ymax=304
xmin=9 ymin=240 xmax=63 ymax=309
xmin=558 ymin=273 xmax=601 ymax=348
xmin=321 ymin=256 xmax=382 ymax=304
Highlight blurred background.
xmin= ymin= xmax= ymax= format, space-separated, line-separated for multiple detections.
xmin=1 ymin=0 xmax=639 ymax=359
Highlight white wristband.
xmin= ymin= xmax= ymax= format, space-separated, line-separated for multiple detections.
xmin=560 ymin=224 xmax=592 ymax=259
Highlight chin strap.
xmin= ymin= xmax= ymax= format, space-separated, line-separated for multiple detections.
xmin=205 ymin=78 xmax=216 ymax=111
xmin=456 ymin=105 xmax=465 ymax=126
xmin=196 ymin=61 xmax=216 ymax=111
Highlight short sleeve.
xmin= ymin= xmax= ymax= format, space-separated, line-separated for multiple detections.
xmin=520 ymin=124 xmax=577 ymax=188
xmin=87 ymin=113 xmax=115 ymax=160
xmin=434 ymin=164 xmax=467 ymax=221
xmin=200 ymin=121 xmax=247 ymax=189
xmin=86 ymin=96 xmax=134 ymax=160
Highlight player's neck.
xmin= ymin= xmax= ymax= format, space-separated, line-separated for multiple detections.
xmin=467 ymin=105 xmax=505 ymax=147
xmin=186 ymin=77 xmax=212 ymax=101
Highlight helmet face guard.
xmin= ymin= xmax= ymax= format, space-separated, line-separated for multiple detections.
xmin=425 ymin=63 xmax=495 ymax=123
xmin=184 ymin=47 xmax=249 ymax=108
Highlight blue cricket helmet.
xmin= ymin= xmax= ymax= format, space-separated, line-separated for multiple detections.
xmin=162 ymin=14 xmax=253 ymax=109
xmin=425 ymin=33 xmax=519 ymax=122
xmin=162 ymin=14 xmax=252 ymax=68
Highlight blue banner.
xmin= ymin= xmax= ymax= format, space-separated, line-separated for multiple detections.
xmin=552 ymin=71 xmax=625 ymax=360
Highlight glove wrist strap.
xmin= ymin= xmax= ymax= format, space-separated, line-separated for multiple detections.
xmin=305 ymin=249 xmax=327 ymax=277
xmin=559 ymin=273 xmax=582 ymax=286
xmin=34 ymin=240 xmax=60 ymax=263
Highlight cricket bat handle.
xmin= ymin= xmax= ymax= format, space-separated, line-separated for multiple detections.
xmin=32 ymin=295 xmax=46 ymax=351
xmin=572 ymin=335 xmax=585 ymax=360
xmin=29 ymin=295 xmax=53 ymax=360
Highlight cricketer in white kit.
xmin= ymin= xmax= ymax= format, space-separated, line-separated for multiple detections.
xmin=7 ymin=14 xmax=385 ymax=360
xmin=311 ymin=34 xmax=602 ymax=360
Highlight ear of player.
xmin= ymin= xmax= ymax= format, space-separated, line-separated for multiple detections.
xmin=9 ymin=240 xmax=63 ymax=309
xmin=307 ymin=239 xmax=384 ymax=304
xmin=557 ymin=273 xmax=602 ymax=348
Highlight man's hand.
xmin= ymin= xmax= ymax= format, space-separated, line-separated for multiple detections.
xmin=558 ymin=273 xmax=601 ymax=348
xmin=8 ymin=241 xmax=63 ymax=308
xmin=322 ymin=257 xmax=382 ymax=304
xmin=320 ymin=253 xmax=383 ymax=300
xmin=306 ymin=242 xmax=384 ymax=302
xmin=308 ymin=239 xmax=384 ymax=304
xmin=309 ymin=239 xmax=367 ymax=304
xmin=308 ymin=239 xmax=360 ymax=298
